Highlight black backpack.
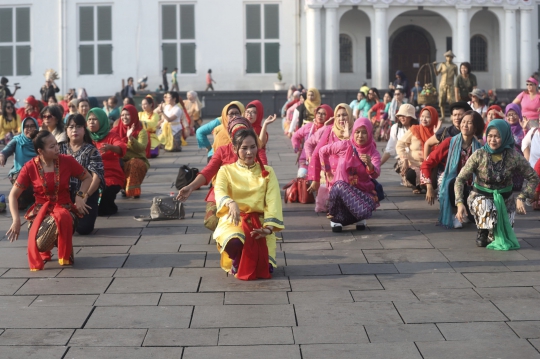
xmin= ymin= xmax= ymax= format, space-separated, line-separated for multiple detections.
xmin=175 ymin=165 xmax=199 ymax=190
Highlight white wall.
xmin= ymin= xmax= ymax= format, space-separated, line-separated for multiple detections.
xmin=470 ymin=10 xmax=500 ymax=91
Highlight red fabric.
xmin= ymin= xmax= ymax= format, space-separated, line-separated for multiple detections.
xmin=17 ymin=108 xmax=41 ymax=126
xmin=285 ymin=99 xmax=299 ymax=110
xmin=314 ymin=104 xmax=334 ymax=130
xmin=370 ymin=102 xmax=386 ymax=122
xmin=535 ymin=157 xmax=540 ymax=193
xmin=178 ymin=99 xmax=192 ymax=126
xmin=486 ymin=105 xmax=503 ymax=131
xmin=420 ymin=137 xmax=452 ymax=180
xmin=93 ymin=132 xmax=127 ymax=187
xmin=16 ymin=155 xmax=85 ymax=270
xmin=236 ymin=213 xmax=271 ymax=280
xmin=112 ymin=104 xmax=151 ymax=157
xmin=410 ymin=106 xmax=439 ymax=147
xmin=246 ymin=100 xmax=264 ymax=135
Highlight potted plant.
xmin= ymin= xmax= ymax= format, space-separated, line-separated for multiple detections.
xmin=274 ymin=70 xmax=286 ymax=91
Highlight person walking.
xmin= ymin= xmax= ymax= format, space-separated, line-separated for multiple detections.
xmin=171 ymin=68 xmax=179 ymax=91
xmin=162 ymin=68 xmax=169 ymax=92
xmin=205 ymin=69 xmax=216 ymax=91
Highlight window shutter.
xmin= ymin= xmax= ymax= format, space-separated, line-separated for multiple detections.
xmin=162 ymin=5 xmax=177 ymax=40
xmin=16 ymin=45 xmax=30 ymax=75
xmin=246 ymin=5 xmax=261 ymax=40
xmin=0 ymin=9 xmax=13 ymax=43
xmin=79 ymin=6 xmax=94 ymax=41
xmin=180 ymin=43 xmax=196 ymax=74
xmin=180 ymin=5 xmax=195 ymax=40
xmin=264 ymin=4 xmax=279 ymax=40
xmin=246 ymin=43 xmax=261 ymax=73
xmin=16 ymin=8 xmax=30 ymax=42
xmin=264 ymin=43 xmax=279 ymax=73
xmin=0 ymin=46 xmax=13 ymax=76
xmin=97 ymin=6 xmax=112 ymax=41
xmin=98 ymin=44 xmax=113 ymax=74
xmin=79 ymin=45 xmax=94 ymax=75
xmin=162 ymin=43 xmax=177 ymax=73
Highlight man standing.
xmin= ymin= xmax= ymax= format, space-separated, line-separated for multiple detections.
xmin=171 ymin=68 xmax=179 ymax=91
xmin=40 ymin=79 xmax=60 ymax=103
xmin=434 ymin=50 xmax=458 ymax=120
xmin=162 ymin=68 xmax=169 ymax=91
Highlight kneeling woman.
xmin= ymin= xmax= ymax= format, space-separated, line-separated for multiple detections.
xmin=455 ymin=119 xmax=539 ymax=249
xmin=213 ymin=129 xmax=284 ymax=280
xmin=320 ymin=118 xmax=381 ymax=232
xmin=7 ymin=130 xmax=92 ymax=270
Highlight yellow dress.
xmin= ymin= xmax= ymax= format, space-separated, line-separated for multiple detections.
xmin=0 ymin=114 xmax=21 ymax=139
xmin=138 ymin=111 xmax=160 ymax=149
xmin=213 ymin=162 xmax=284 ymax=272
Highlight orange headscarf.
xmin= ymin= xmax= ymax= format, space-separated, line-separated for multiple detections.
xmin=410 ymin=106 xmax=439 ymax=146
xmin=212 ymin=101 xmax=245 ymax=152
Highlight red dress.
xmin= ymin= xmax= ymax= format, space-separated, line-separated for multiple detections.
xmin=15 ymin=155 xmax=87 ymax=270
xmin=93 ymin=132 xmax=127 ymax=187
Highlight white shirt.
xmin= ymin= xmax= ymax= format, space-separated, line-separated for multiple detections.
xmin=522 ymin=127 xmax=540 ymax=167
xmin=164 ymin=104 xmax=184 ymax=134
xmin=384 ymin=123 xmax=408 ymax=157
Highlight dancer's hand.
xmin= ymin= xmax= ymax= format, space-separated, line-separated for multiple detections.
xmin=307 ymin=181 xmax=319 ymax=193
xmin=425 ymin=184 xmax=436 ymax=205
xmin=226 ymin=201 xmax=240 ymax=226
xmin=263 ymin=114 xmax=277 ymax=126
xmin=6 ymin=218 xmax=21 ymax=242
xmin=456 ymin=203 xmax=467 ymax=223
xmin=520 ymin=116 xmax=529 ymax=131
xmin=75 ymin=196 xmax=91 ymax=215
xmin=0 ymin=153 xmax=5 ymax=166
xmin=326 ymin=171 xmax=334 ymax=182
xmin=517 ymin=198 xmax=527 ymax=215
xmin=251 ymin=227 xmax=272 ymax=240
xmin=127 ymin=124 xmax=135 ymax=138
xmin=176 ymin=185 xmax=193 ymax=202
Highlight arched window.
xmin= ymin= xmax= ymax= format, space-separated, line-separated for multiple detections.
xmin=340 ymin=34 xmax=353 ymax=73
xmin=470 ymin=35 xmax=487 ymax=72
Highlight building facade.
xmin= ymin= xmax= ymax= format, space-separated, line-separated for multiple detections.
xmin=0 ymin=0 xmax=538 ymax=100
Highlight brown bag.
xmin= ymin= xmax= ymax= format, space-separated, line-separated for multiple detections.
xmin=204 ymin=201 xmax=219 ymax=231
xmin=297 ymin=178 xmax=315 ymax=204
xmin=283 ymin=179 xmax=298 ymax=203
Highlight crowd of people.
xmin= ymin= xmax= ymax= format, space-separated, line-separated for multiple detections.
xmin=1 ymin=71 xmax=540 ymax=280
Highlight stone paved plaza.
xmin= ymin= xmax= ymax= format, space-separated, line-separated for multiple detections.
xmin=1 ymin=122 xmax=540 ymax=358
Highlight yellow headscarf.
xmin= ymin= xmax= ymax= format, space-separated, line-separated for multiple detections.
xmin=212 ymin=101 xmax=245 ymax=151
xmin=332 ymin=103 xmax=354 ymax=140
xmin=303 ymin=88 xmax=321 ymax=123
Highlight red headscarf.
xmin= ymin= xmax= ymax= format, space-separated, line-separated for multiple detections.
xmin=246 ymin=100 xmax=264 ymax=135
xmin=410 ymin=106 xmax=439 ymax=146
xmin=313 ymin=104 xmax=334 ymax=131
xmin=113 ymin=104 xmax=151 ymax=156
xmin=487 ymin=105 xmax=502 ymax=116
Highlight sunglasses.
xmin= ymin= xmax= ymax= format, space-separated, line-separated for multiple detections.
xmin=42 ymin=114 xmax=53 ymax=120
xmin=527 ymin=83 xmax=536 ymax=86
xmin=5 ymin=106 xmax=13 ymax=109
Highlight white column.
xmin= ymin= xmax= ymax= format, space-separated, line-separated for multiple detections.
xmin=520 ymin=8 xmax=534 ymax=84
xmin=372 ymin=5 xmax=389 ymax=89
xmin=456 ymin=6 xmax=470 ymax=63
xmin=325 ymin=6 xmax=339 ymax=90
xmin=306 ymin=5 xmax=322 ymax=89
xmin=504 ymin=7 xmax=518 ymax=88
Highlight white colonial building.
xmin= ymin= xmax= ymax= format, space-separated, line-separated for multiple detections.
xmin=0 ymin=0 xmax=538 ymax=99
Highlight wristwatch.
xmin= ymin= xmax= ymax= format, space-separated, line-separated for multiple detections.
xmin=76 ymin=191 xmax=86 ymax=199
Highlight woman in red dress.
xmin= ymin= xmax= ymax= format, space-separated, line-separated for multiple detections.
xmin=6 ymin=130 xmax=92 ymax=271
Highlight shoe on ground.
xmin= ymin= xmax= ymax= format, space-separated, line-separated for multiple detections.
xmin=453 ymin=217 xmax=463 ymax=229
xmin=356 ymin=219 xmax=366 ymax=231
xmin=331 ymin=221 xmax=343 ymax=233
xmin=476 ymin=229 xmax=489 ymax=247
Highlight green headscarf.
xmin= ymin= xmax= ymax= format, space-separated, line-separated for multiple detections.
xmin=483 ymin=119 xmax=515 ymax=154
xmin=87 ymin=108 xmax=110 ymax=141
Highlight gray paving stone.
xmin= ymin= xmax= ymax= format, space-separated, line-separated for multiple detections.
xmin=340 ymin=263 xmax=398 ymax=275
xmin=183 ymin=345 xmax=301 ymax=359
xmin=66 ymin=347 xmax=184 ymax=359
xmin=73 ymin=236 xmax=139 ymax=246
xmin=219 ymin=327 xmax=294 ymax=345
xmin=68 ymin=329 xmax=147 ymax=346
xmin=191 ymin=304 xmax=295 ymax=328
xmin=1 ymin=268 xmax=62 ymax=278
xmin=295 ymin=302 xmax=402 ymax=326
xmin=76 ymin=246 xmax=131 ymax=254
xmin=288 ymin=290 xmax=353 ymax=304
xmin=284 ymin=249 xmax=367 ymax=265
xmin=85 ymin=306 xmax=192 ymax=329
xmin=492 ymin=299 xmax=540 ymax=320
xmin=30 ymin=295 xmax=98 ymax=307
xmin=106 ymin=276 xmax=199 ymax=293
xmin=289 ymin=275 xmax=382 ymax=292
xmin=94 ymin=293 xmax=161 ymax=306
xmin=0 ymin=295 xmax=36 ymax=307
xmin=159 ymin=292 xmax=224 ymax=306
xmin=283 ymin=264 xmax=341 ymax=276
xmin=300 ymin=342 xmax=422 ymax=359
xmin=350 ymin=289 xmax=418 ymax=302
xmin=199 ymin=275 xmax=291 ymax=292
xmin=330 ymin=238 xmax=384 ymax=250
xmin=394 ymin=262 xmax=455 ymax=273
xmin=123 ymin=252 xmax=205 ymax=268
xmin=412 ymin=288 xmax=483 ymax=301
xmin=439 ymin=248 xmax=528 ymax=262
xmin=378 ymin=273 xmax=472 ymax=289
xmin=128 ymin=244 xmax=181 ymax=253
xmin=281 ymin=242 xmax=332 ymax=251
xmin=0 ymin=306 xmax=92 ymax=328
xmin=394 ymin=300 xmax=507 ymax=323
xmin=464 ymin=272 xmax=540 ymax=287
xmin=437 ymin=322 xmax=518 ymax=341
xmin=292 ymin=325 xmax=369 ymax=344
xmin=504 ymin=260 xmax=540 ymax=272
xmin=143 ymin=328 xmax=219 ymax=346
xmin=16 ymin=278 xmax=112 ymax=295
xmin=475 ymin=287 xmax=540 ymax=300
xmin=56 ymin=268 xmax=116 ymax=277
xmin=225 ymin=291 xmax=289 ymax=305
xmin=0 ymin=278 xmax=27 ymax=295
xmin=0 ymin=329 xmax=73 ymax=346
xmin=507 ymin=321 xmax=540 ymax=339
xmin=449 ymin=261 xmax=509 ymax=273
xmin=178 ymin=244 xmax=218 ymax=252
xmin=113 ymin=267 xmax=172 ymax=277
xmin=0 ymin=346 xmax=68 ymax=359
xmin=417 ymin=339 xmax=540 ymax=359
xmin=365 ymin=324 xmax=444 ymax=343
xmin=363 ymin=249 xmax=448 ymax=263
xmin=379 ymin=238 xmax=434 ymax=249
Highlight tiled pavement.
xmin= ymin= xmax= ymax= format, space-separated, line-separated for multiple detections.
xmin=1 ymin=121 xmax=540 ymax=358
